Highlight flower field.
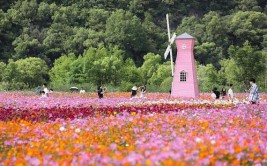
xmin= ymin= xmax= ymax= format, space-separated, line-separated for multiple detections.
xmin=0 ymin=92 xmax=267 ymax=165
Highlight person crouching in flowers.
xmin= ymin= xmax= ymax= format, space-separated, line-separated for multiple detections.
xmin=248 ymin=78 xmax=259 ymax=104
xmin=211 ymin=87 xmax=220 ymax=100
xmin=131 ymin=86 xmax=137 ymax=98
xmin=80 ymin=87 xmax=85 ymax=94
xmin=139 ymin=85 xmax=146 ymax=98
xmin=42 ymin=83 xmax=49 ymax=97
xmin=221 ymin=86 xmax=227 ymax=99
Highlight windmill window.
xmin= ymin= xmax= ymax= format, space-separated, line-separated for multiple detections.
xmin=180 ymin=71 xmax=187 ymax=82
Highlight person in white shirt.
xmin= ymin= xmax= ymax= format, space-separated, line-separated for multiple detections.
xmin=228 ymin=84 xmax=234 ymax=101
xmin=43 ymin=83 xmax=49 ymax=97
xmin=139 ymin=85 xmax=146 ymax=98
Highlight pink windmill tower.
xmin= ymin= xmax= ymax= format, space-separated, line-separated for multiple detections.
xmin=164 ymin=14 xmax=199 ymax=98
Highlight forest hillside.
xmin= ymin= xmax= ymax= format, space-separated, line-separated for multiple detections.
xmin=0 ymin=0 xmax=266 ymax=92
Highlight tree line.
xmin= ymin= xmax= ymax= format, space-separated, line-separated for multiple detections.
xmin=0 ymin=0 xmax=266 ymax=92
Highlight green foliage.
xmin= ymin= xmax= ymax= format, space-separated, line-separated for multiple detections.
xmin=160 ymin=77 xmax=172 ymax=92
xmin=119 ymin=81 xmax=135 ymax=92
xmin=2 ymin=57 xmax=48 ymax=90
xmin=16 ymin=57 xmax=48 ymax=88
xmin=105 ymin=9 xmax=149 ymax=65
xmin=2 ymin=60 xmax=20 ymax=88
xmin=120 ymin=58 xmax=142 ymax=85
xmin=0 ymin=0 xmax=267 ymax=91
xmin=228 ymin=11 xmax=267 ymax=48
xmin=228 ymin=41 xmax=266 ymax=85
xmin=219 ymin=58 xmax=243 ymax=90
xmin=197 ymin=64 xmax=219 ymax=92
xmin=50 ymin=45 xmax=137 ymax=89
xmin=140 ymin=53 xmax=161 ymax=84
xmin=195 ymin=42 xmax=223 ymax=69
xmin=49 ymin=53 xmax=76 ymax=86
xmin=148 ymin=62 xmax=172 ymax=86
xmin=83 ymin=45 xmax=125 ymax=85
xmin=235 ymin=0 xmax=262 ymax=11
xmin=0 ymin=62 xmax=6 ymax=82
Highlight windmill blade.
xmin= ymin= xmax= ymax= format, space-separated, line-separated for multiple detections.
xmin=166 ymin=14 xmax=171 ymax=40
xmin=170 ymin=33 xmax=176 ymax=44
xmin=166 ymin=14 xmax=174 ymax=76
xmin=170 ymin=49 xmax=174 ymax=76
xmin=164 ymin=45 xmax=171 ymax=59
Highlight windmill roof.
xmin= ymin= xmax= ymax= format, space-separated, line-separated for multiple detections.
xmin=176 ymin=32 xmax=194 ymax=39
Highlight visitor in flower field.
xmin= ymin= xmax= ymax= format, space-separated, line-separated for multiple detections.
xmin=40 ymin=90 xmax=46 ymax=97
xmin=131 ymin=86 xmax=137 ymax=98
xmin=80 ymin=87 xmax=85 ymax=94
xmin=211 ymin=90 xmax=216 ymax=99
xmin=221 ymin=86 xmax=227 ymax=99
xmin=211 ymin=87 xmax=220 ymax=99
xmin=97 ymin=85 xmax=104 ymax=99
xmin=43 ymin=83 xmax=49 ymax=97
xmin=139 ymin=85 xmax=146 ymax=98
xmin=248 ymin=78 xmax=259 ymax=104
xmin=228 ymin=84 xmax=234 ymax=101
xmin=36 ymin=85 xmax=41 ymax=95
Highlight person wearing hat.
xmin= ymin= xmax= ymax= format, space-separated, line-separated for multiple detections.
xmin=131 ymin=86 xmax=137 ymax=98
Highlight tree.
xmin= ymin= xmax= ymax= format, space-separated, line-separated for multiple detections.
xmin=219 ymin=58 xmax=242 ymax=90
xmin=235 ymin=0 xmax=261 ymax=11
xmin=85 ymin=9 xmax=110 ymax=31
xmin=68 ymin=55 xmax=86 ymax=84
xmin=120 ymin=58 xmax=142 ymax=85
xmin=12 ymin=27 xmax=45 ymax=60
xmin=105 ymin=9 xmax=149 ymax=65
xmin=2 ymin=59 xmax=27 ymax=90
xmin=228 ymin=41 xmax=266 ymax=87
xmin=16 ymin=57 xmax=48 ymax=88
xmin=2 ymin=60 xmax=20 ymax=87
xmin=142 ymin=12 xmax=165 ymax=54
xmin=194 ymin=42 xmax=223 ymax=69
xmin=0 ymin=9 xmax=17 ymax=62
xmin=227 ymin=11 xmax=267 ymax=48
xmin=148 ymin=62 xmax=172 ymax=86
xmin=197 ymin=64 xmax=219 ymax=92
xmin=201 ymin=12 xmax=228 ymax=46
xmin=176 ymin=16 xmax=204 ymax=44
xmin=49 ymin=53 xmax=76 ymax=86
xmin=0 ymin=62 xmax=6 ymax=81
xmin=139 ymin=53 xmax=161 ymax=84
xmin=83 ymin=45 xmax=125 ymax=85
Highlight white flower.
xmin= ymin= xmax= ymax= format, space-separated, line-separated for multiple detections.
xmin=75 ymin=128 xmax=81 ymax=133
xmin=195 ymin=137 xmax=202 ymax=143
xmin=59 ymin=126 xmax=66 ymax=131
xmin=211 ymin=140 xmax=216 ymax=145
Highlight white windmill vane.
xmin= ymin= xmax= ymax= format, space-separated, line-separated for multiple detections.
xmin=164 ymin=14 xmax=176 ymax=76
